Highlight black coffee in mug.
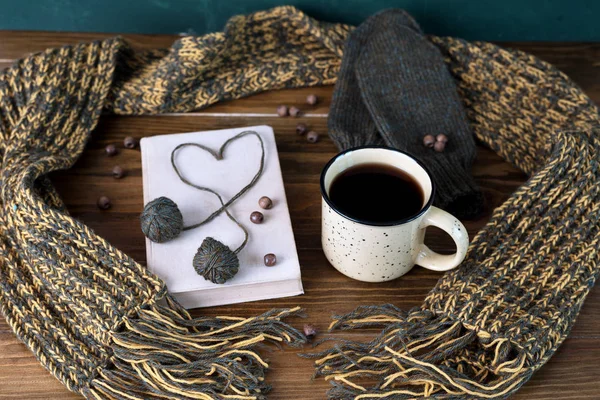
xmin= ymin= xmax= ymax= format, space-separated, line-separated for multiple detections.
xmin=329 ymin=163 xmax=424 ymax=224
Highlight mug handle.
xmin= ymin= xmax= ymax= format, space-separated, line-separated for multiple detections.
xmin=415 ymin=206 xmax=469 ymax=272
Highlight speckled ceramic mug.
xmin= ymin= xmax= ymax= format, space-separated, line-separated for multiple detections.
xmin=321 ymin=146 xmax=469 ymax=282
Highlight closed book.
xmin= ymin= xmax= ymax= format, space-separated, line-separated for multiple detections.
xmin=141 ymin=125 xmax=303 ymax=308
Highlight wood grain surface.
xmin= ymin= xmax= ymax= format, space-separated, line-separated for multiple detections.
xmin=1 ymin=32 xmax=599 ymax=399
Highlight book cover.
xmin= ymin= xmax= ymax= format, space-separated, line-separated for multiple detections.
xmin=141 ymin=125 xmax=303 ymax=308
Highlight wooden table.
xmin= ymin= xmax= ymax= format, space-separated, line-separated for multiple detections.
xmin=0 ymin=32 xmax=599 ymax=399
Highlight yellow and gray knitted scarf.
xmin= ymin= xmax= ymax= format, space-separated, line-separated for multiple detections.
xmin=1 ymin=6 xmax=598 ymax=399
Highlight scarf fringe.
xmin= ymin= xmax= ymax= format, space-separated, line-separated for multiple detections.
xmin=305 ymin=305 xmax=533 ymax=399
xmin=85 ymin=295 xmax=306 ymax=400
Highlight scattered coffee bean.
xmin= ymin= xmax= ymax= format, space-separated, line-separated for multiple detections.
xmin=250 ymin=211 xmax=264 ymax=224
xmin=434 ymin=140 xmax=446 ymax=152
xmin=276 ymin=105 xmax=288 ymax=117
xmin=296 ymin=122 xmax=308 ymax=136
xmin=303 ymin=323 xmax=317 ymax=339
xmin=306 ymin=94 xmax=318 ymax=105
xmin=258 ymin=196 xmax=273 ymax=210
xmin=306 ymin=131 xmax=319 ymax=143
xmin=264 ymin=253 xmax=277 ymax=266
xmin=423 ymin=135 xmax=435 ymax=148
xmin=112 ymin=165 xmax=125 ymax=179
xmin=105 ymin=144 xmax=117 ymax=156
xmin=124 ymin=136 xmax=137 ymax=149
xmin=289 ymin=106 xmax=301 ymax=117
xmin=436 ymin=134 xmax=448 ymax=144
xmin=97 ymin=196 xmax=111 ymax=210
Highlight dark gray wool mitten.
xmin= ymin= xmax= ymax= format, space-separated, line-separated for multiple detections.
xmin=327 ymin=16 xmax=384 ymax=149
xmin=329 ymin=10 xmax=483 ymax=218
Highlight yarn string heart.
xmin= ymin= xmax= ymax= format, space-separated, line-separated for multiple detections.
xmin=172 ymin=130 xmax=265 ymax=234
xmin=140 ymin=130 xmax=266 ymax=284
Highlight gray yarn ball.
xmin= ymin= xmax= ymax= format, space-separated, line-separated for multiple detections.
xmin=193 ymin=237 xmax=239 ymax=284
xmin=140 ymin=196 xmax=184 ymax=243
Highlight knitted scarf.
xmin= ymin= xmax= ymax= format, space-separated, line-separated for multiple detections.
xmin=0 ymin=6 xmax=598 ymax=400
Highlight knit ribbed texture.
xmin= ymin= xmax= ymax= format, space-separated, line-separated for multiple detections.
xmin=329 ymin=10 xmax=483 ymax=218
xmin=0 ymin=6 xmax=599 ymax=400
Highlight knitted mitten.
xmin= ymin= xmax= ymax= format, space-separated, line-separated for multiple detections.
xmin=356 ymin=11 xmax=482 ymax=217
xmin=327 ymin=17 xmax=382 ymax=149
xmin=329 ymin=10 xmax=483 ymax=218
xmin=328 ymin=10 xmax=422 ymax=150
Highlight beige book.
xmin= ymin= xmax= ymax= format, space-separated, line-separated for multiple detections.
xmin=141 ymin=125 xmax=303 ymax=308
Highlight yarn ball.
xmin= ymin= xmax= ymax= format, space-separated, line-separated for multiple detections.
xmin=140 ymin=196 xmax=184 ymax=243
xmin=193 ymin=237 xmax=240 ymax=284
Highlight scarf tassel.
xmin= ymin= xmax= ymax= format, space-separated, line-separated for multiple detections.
xmin=85 ymin=295 xmax=306 ymax=400
xmin=305 ymin=305 xmax=533 ymax=399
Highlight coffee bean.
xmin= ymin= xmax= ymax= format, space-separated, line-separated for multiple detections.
xmin=434 ymin=140 xmax=446 ymax=152
xmin=303 ymin=323 xmax=317 ymax=339
xmin=264 ymin=253 xmax=277 ymax=266
xmin=276 ymin=105 xmax=288 ymax=117
xmin=289 ymin=106 xmax=301 ymax=117
xmin=250 ymin=211 xmax=264 ymax=224
xmin=112 ymin=165 xmax=125 ymax=179
xmin=306 ymin=94 xmax=318 ymax=105
xmin=423 ymin=135 xmax=435 ymax=148
xmin=307 ymin=131 xmax=319 ymax=143
xmin=296 ymin=122 xmax=308 ymax=135
xmin=258 ymin=196 xmax=273 ymax=209
xmin=105 ymin=144 xmax=117 ymax=156
xmin=436 ymin=134 xmax=448 ymax=144
xmin=124 ymin=136 xmax=136 ymax=149
xmin=97 ymin=196 xmax=111 ymax=210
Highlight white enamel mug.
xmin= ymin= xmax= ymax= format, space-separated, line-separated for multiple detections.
xmin=321 ymin=146 xmax=469 ymax=282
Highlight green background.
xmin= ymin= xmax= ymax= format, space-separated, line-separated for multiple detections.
xmin=2 ymin=0 xmax=598 ymax=41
